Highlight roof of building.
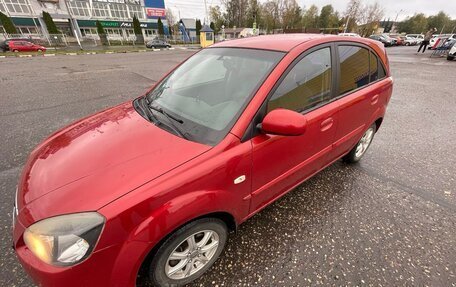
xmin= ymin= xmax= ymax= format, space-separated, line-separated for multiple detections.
xmin=200 ymin=25 xmax=213 ymax=33
xmin=212 ymin=33 xmax=328 ymax=52
xmin=180 ymin=18 xmax=196 ymax=29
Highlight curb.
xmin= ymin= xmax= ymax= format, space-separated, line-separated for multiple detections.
xmin=0 ymin=46 xmax=191 ymax=59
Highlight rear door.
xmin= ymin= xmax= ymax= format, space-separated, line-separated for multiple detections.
xmin=249 ymin=44 xmax=339 ymax=213
xmin=331 ymin=43 xmax=388 ymax=160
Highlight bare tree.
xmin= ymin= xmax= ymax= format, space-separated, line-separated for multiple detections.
xmin=343 ymin=0 xmax=362 ymax=32
xmin=358 ymin=2 xmax=384 ymax=36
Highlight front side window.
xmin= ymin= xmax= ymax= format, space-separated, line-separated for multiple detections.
xmin=146 ymin=48 xmax=284 ymax=145
xmin=268 ymin=47 xmax=332 ymax=113
xmin=338 ymin=45 xmax=370 ymax=94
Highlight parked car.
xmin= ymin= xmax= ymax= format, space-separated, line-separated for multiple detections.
xmin=13 ymin=34 xmax=392 ymax=287
xmin=403 ymin=36 xmax=417 ymax=46
xmin=146 ymin=39 xmax=171 ymax=49
xmin=338 ymin=32 xmax=361 ymax=37
xmin=8 ymin=41 xmax=46 ymax=52
xmin=406 ymin=34 xmax=424 ymax=44
xmin=447 ymin=41 xmax=456 ymax=61
xmin=369 ymin=34 xmax=393 ymax=46
xmin=0 ymin=38 xmax=33 ymax=52
xmin=393 ymin=36 xmax=405 ymax=45
xmin=382 ymin=34 xmax=397 ymax=46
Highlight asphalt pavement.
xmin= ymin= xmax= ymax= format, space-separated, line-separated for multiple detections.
xmin=0 ymin=46 xmax=455 ymax=287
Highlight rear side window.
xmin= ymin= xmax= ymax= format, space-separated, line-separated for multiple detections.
xmin=268 ymin=47 xmax=332 ymax=113
xmin=370 ymin=51 xmax=387 ymax=81
xmin=338 ymin=45 xmax=369 ymax=94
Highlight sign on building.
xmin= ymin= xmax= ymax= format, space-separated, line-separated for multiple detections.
xmin=144 ymin=0 xmax=165 ymax=19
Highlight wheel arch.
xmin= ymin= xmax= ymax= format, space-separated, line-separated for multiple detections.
xmin=135 ymin=211 xmax=237 ymax=286
xmin=374 ymin=117 xmax=383 ymax=132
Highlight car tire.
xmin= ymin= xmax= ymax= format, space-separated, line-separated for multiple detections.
xmin=447 ymin=55 xmax=455 ymax=61
xmin=37 ymin=49 xmax=43 ymax=52
xmin=405 ymin=42 xmax=410 ymax=46
xmin=343 ymin=123 xmax=376 ymax=164
xmin=13 ymin=49 xmax=19 ymax=53
xmin=149 ymin=218 xmax=228 ymax=287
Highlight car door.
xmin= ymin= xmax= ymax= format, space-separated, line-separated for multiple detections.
xmin=249 ymin=45 xmax=339 ymax=213
xmin=331 ymin=44 xmax=387 ymax=160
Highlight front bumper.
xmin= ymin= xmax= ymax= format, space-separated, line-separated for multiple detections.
xmin=13 ymin=215 xmax=150 ymax=287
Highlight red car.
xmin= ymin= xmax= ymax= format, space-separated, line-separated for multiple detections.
xmin=13 ymin=34 xmax=392 ymax=287
xmin=8 ymin=40 xmax=46 ymax=52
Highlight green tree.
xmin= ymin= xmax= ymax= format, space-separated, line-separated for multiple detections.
xmin=96 ymin=20 xmax=105 ymax=34
xmin=209 ymin=5 xmax=225 ymax=32
xmin=196 ymin=19 xmax=202 ymax=35
xmin=427 ymin=11 xmax=451 ymax=33
xmin=302 ymin=5 xmax=319 ymax=28
xmin=319 ymin=4 xmax=334 ymax=28
xmin=43 ymin=11 xmax=59 ymax=34
xmin=397 ymin=13 xmax=428 ymax=34
xmin=210 ymin=21 xmax=216 ymax=32
xmin=132 ymin=15 xmax=142 ymax=35
xmin=157 ymin=17 xmax=164 ymax=36
xmin=0 ymin=11 xmax=17 ymax=34
xmin=282 ymin=0 xmax=302 ymax=29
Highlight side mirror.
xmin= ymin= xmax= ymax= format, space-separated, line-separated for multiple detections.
xmin=260 ymin=108 xmax=307 ymax=136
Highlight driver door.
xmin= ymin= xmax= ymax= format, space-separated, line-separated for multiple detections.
xmin=249 ymin=45 xmax=339 ymax=213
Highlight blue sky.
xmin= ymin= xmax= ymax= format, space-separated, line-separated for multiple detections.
xmin=165 ymin=0 xmax=456 ymax=23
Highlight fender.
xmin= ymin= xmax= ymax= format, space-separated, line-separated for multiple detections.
xmin=103 ymin=189 xmax=244 ymax=287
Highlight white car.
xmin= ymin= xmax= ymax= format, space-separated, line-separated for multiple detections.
xmin=447 ymin=41 xmax=456 ymax=61
xmin=406 ymin=34 xmax=424 ymax=44
xmin=338 ymin=33 xmax=361 ymax=37
xmin=402 ymin=36 xmax=417 ymax=46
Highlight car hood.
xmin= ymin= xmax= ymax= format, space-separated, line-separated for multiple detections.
xmin=17 ymin=101 xmax=211 ymax=221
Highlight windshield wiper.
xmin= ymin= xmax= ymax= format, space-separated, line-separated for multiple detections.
xmin=148 ymin=103 xmax=188 ymax=139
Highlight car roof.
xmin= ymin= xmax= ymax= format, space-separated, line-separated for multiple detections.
xmin=211 ymin=34 xmax=330 ymax=52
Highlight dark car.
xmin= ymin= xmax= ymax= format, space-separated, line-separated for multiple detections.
xmin=369 ymin=35 xmax=392 ymax=47
xmin=146 ymin=39 xmax=171 ymax=49
xmin=0 ymin=38 xmax=33 ymax=52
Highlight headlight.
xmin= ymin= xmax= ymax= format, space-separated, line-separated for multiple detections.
xmin=23 ymin=212 xmax=105 ymax=266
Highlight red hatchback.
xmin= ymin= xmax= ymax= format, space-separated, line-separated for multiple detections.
xmin=9 ymin=40 xmax=46 ymax=52
xmin=13 ymin=34 xmax=392 ymax=287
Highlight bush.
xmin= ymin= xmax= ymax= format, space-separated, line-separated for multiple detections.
xmin=43 ymin=11 xmax=59 ymax=34
xmin=96 ymin=20 xmax=105 ymax=34
xmin=133 ymin=15 xmax=142 ymax=35
xmin=0 ymin=11 xmax=17 ymax=34
xmin=158 ymin=18 xmax=164 ymax=36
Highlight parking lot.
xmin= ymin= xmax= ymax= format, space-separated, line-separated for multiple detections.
xmin=1 ymin=46 xmax=455 ymax=286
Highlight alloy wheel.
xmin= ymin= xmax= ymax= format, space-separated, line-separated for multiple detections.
xmin=355 ymin=127 xmax=375 ymax=158
xmin=165 ymin=230 xmax=220 ymax=280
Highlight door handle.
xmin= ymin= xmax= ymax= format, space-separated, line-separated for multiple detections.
xmin=371 ymin=94 xmax=379 ymax=105
xmin=320 ymin=118 xmax=334 ymax=132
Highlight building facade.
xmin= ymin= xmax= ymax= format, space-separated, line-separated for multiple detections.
xmin=0 ymin=0 xmax=167 ymax=40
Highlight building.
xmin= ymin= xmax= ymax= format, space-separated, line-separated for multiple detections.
xmin=0 ymin=0 xmax=168 ymax=40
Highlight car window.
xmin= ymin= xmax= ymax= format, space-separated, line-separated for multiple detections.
xmin=149 ymin=48 xmax=284 ymax=145
xmin=268 ymin=47 xmax=332 ymax=113
xmin=369 ymin=51 xmax=378 ymax=82
xmin=174 ymin=55 xmax=227 ymax=88
xmin=338 ymin=45 xmax=369 ymax=94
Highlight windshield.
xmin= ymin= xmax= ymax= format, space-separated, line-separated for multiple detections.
xmin=146 ymin=47 xmax=284 ymax=145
